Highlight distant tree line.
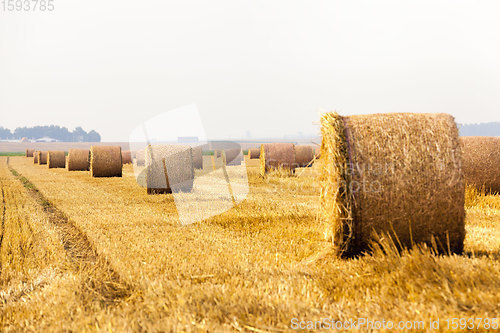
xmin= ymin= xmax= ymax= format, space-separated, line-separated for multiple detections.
xmin=458 ymin=122 xmax=500 ymax=137
xmin=0 ymin=125 xmax=101 ymax=142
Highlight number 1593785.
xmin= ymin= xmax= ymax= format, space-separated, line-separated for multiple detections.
xmin=2 ymin=0 xmax=54 ymax=11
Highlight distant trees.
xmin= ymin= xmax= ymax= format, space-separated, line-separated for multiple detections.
xmin=0 ymin=127 xmax=12 ymax=139
xmin=0 ymin=125 xmax=101 ymax=142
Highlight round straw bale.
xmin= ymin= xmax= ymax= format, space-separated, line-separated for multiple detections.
xmin=225 ymin=148 xmax=242 ymax=165
xmin=26 ymin=149 xmax=34 ymax=157
xmin=47 ymin=151 xmax=66 ymax=168
xmin=67 ymin=149 xmax=90 ymax=171
xmin=319 ymin=112 xmax=465 ymax=257
xmin=249 ymin=148 xmax=260 ymax=159
xmin=33 ymin=151 xmax=39 ymax=164
xmin=38 ymin=151 xmax=48 ymax=165
xmin=191 ymin=146 xmax=203 ymax=169
xmin=145 ymin=145 xmax=194 ymax=194
xmin=90 ymin=146 xmax=122 ymax=177
xmin=135 ymin=150 xmax=145 ymax=166
xmin=260 ymin=143 xmax=296 ymax=176
xmin=122 ymin=150 xmax=132 ymax=164
xmin=460 ymin=136 xmax=500 ymax=193
xmin=295 ymin=145 xmax=315 ymax=167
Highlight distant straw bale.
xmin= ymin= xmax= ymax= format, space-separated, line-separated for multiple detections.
xmin=135 ymin=150 xmax=145 ymax=166
xmin=460 ymin=136 xmax=500 ymax=194
xmin=248 ymin=148 xmax=260 ymax=159
xmin=33 ymin=151 xmax=39 ymax=164
xmin=145 ymin=145 xmax=194 ymax=194
xmin=122 ymin=150 xmax=132 ymax=164
xmin=47 ymin=151 xmax=66 ymax=168
xmin=259 ymin=143 xmax=296 ymax=176
xmin=67 ymin=149 xmax=90 ymax=171
xmin=314 ymin=148 xmax=321 ymax=159
xmin=90 ymin=146 xmax=122 ymax=177
xmin=295 ymin=145 xmax=315 ymax=167
xmin=38 ymin=151 xmax=48 ymax=165
xmin=319 ymin=112 xmax=465 ymax=257
xmin=26 ymin=149 xmax=34 ymax=157
xmin=192 ymin=146 xmax=203 ymax=169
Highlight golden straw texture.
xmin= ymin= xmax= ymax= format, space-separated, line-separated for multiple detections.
xmin=320 ymin=112 xmax=465 ymax=257
xmin=460 ymin=136 xmax=500 ymax=194
xmin=90 ymin=146 xmax=122 ymax=177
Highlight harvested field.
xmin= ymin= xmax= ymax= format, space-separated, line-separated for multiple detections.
xmin=1 ymin=155 xmax=499 ymax=331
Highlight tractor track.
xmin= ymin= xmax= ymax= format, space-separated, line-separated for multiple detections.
xmin=6 ymin=160 xmax=134 ymax=305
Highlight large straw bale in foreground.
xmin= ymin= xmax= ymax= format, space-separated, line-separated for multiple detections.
xmin=460 ymin=136 xmax=500 ymax=194
xmin=145 ymin=145 xmax=194 ymax=194
xmin=67 ymin=149 xmax=90 ymax=171
xmin=47 ymin=151 xmax=66 ymax=168
xmin=260 ymin=143 xmax=296 ymax=176
xmin=248 ymin=148 xmax=260 ymax=159
xmin=90 ymin=146 xmax=122 ymax=177
xmin=320 ymin=112 xmax=465 ymax=257
xmin=295 ymin=145 xmax=315 ymax=167
xmin=26 ymin=149 xmax=34 ymax=157
xmin=192 ymin=146 xmax=203 ymax=169
xmin=37 ymin=151 xmax=48 ymax=165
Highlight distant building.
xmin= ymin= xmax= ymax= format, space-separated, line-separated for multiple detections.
xmin=35 ymin=137 xmax=59 ymax=142
xmin=178 ymin=136 xmax=199 ymax=143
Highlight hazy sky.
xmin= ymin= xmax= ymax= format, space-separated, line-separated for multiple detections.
xmin=1 ymin=0 xmax=499 ymax=141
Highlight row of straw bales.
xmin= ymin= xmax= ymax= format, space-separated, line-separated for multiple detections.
xmin=29 ymin=147 xmax=129 ymax=177
xmin=256 ymin=113 xmax=497 ymax=257
xmin=23 ymin=117 xmax=497 ymax=259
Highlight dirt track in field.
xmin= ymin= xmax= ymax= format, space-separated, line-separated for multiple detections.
xmin=5 ymin=159 xmax=133 ymax=305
